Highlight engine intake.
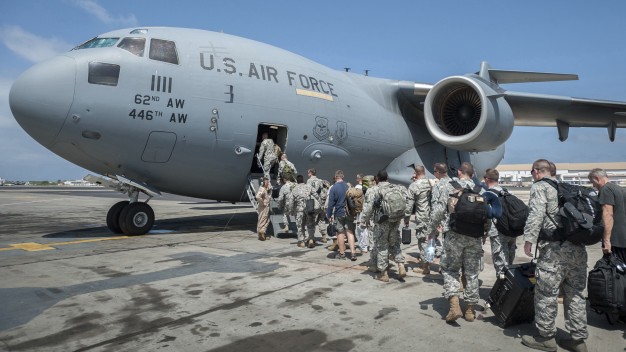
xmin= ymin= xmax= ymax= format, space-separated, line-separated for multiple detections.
xmin=424 ymin=75 xmax=514 ymax=151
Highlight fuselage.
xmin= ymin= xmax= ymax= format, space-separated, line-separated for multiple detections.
xmin=10 ymin=27 xmax=503 ymax=201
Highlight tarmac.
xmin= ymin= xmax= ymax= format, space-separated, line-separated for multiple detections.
xmin=0 ymin=186 xmax=623 ymax=352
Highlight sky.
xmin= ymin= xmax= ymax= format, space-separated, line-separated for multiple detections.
xmin=1 ymin=0 xmax=626 ymax=181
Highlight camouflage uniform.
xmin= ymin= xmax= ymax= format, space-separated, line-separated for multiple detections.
xmin=307 ymin=176 xmax=328 ymax=241
xmin=429 ymin=176 xmax=449 ymax=257
xmin=277 ymin=181 xmax=295 ymax=230
xmin=486 ymin=185 xmax=517 ymax=276
xmin=405 ymin=178 xmax=432 ymax=261
xmin=258 ymin=138 xmax=277 ymax=180
xmin=292 ymin=183 xmax=319 ymax=244
xmin=428 ymin=177 xmax=484 ymax=305
xmin=362 ymin=181 xmax=406 ymax=272
xmin=522 ymin=179 xmax=588 ymax=340
xmin=362 ymin=184 xmax=380 ymax=263
xmin=278 ymin=159 xmax=297 ymax=181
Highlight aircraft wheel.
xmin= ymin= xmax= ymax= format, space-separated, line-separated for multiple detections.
xmin=106 ymin=201 xmax=129 ymax=234
xmin=119 ymin=202 xmax=154 ymax=236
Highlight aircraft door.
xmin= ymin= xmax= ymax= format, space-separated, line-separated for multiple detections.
xmin=251 ymin=124 xmax=288 ymax=177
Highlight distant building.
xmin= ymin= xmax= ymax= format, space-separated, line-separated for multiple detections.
xmin=496 ymin=162 xmax=626 ymax=186
xmin=63 ymin=179 xmax=98 ymax=186
xmin=0 ymin=177 xmax=4 ymax=186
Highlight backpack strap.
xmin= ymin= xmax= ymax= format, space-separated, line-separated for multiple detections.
xmin=449 ymin=180 xmax=463 ymax=190
xmin=540 ymin=177 xmax=558 ymax=190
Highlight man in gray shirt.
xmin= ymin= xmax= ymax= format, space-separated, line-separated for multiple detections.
xmin=588 ymin=168 xmax=626 ymax=263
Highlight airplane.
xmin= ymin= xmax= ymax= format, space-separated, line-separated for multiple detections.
xmin=9 ymin=27 xmax=626 ymax=236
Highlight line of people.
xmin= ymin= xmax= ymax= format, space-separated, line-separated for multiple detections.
xmin=256 ymin=145 xmax=623 ymax=351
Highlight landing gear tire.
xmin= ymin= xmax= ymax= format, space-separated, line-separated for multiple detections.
xmin=106 ymin=201 xmax=130 ymax=234
xmin=119 ymin=202 xmax=154 ymax=236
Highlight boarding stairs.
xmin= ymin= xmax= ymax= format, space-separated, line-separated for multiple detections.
xmin=246 ymin=174 xmax=296 ymax=237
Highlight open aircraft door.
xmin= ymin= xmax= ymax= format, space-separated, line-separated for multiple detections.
xmin=250 ymin=123 xmax=288 ymax=176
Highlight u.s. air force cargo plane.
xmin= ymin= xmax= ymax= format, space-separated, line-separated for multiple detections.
xmin=9 ymin=27 xmax=626 ymax=236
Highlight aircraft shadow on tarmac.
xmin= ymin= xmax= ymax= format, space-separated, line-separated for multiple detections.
xmin=42 ymin=212 xmax=259 ymax=239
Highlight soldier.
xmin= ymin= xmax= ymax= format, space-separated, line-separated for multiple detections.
xmin=427 ymin=162 xmax=484 ymax=323
xmin=482 ymin=168 xmax=516 ymax=278
xmin=361 ymin=176 xmax=380 ymax=271
xmin=307 ymin=168 xmax=329 ymax=243
xmin=361 ymin=170 xmax=407 ymax=282
xmin=277 ymin=153 xmax=297 ymax=184
xmin=521 ymin=159 xmax=588 ymax=352
xmin=277 ymin=174 xmax=296 ymax=233
xmin=258 ymin=132 xmax=277 ymax=181
xmin=429 ymin=162 xmax=450 ymax=262
xmin=255 ymin=177 xmax=271 ymax=241
xmin=404 ymin=165 xmax=433 ymax=274
xmin=292 ymin=175 xmax=319 ymax=248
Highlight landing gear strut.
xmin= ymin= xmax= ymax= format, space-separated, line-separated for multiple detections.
xmin=85 ymin=174 xmax=160 ymax=236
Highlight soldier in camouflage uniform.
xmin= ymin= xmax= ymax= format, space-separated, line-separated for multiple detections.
xmin=482 ymin=168 xmax=517 ymax=278
xmin=404 ymin=165 xmax=433 ymax=274
xmin=427 ymin=162 xmax=485 ymax=323
xmin=258 ymin=132 xmax=277 ymax=181
xmin=277 ymin=174 xmax=296 ymax=233
xmin=307 ymin=168 xmax=329 ymax=243
xmin=362 ymin=177 xmax=380 ymax=269
xmin=292 ymin=175 xmax=320 ymax=248
xmin=278 ymin=153 xmax=297 ymax=184
xmin=521 ymin=159 xmax=588 ymax=352
xmin=429 ymin=162 xmax=450 ymax=261
xmin=361 ymin=170 xmax=406 ymax=282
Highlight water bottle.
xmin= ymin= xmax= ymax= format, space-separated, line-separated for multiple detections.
xmin=425 ymin=238 xmax=436 ymax=263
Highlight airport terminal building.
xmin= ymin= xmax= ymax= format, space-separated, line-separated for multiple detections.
xmin=497 ymin=162 xmax=626 ymax=187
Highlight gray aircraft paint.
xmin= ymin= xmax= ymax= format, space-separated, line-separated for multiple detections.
xmin=9 ymin=27 xmax=626 ymax=204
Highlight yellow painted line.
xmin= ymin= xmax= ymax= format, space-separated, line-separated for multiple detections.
xmin=0 ymin=222 xmax=256 ymax=252
xmin=295 ymin=89 xmax=334 ymax=102
xmin=0 ymin=236 xmax=129 ymax=252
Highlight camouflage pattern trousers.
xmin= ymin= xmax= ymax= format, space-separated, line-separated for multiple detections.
xmin=315 ymin=212 xmax=328 ymax=239
xmin=535 ymin=241 xmax=588 ymax=340
xmin=414 ymin=221 xmax=443 ymax=262
xmin=489 ymin=233 xmax=517 ymax=276
xmin=374 ymin=220 xmax=405 ymax=271
xmin=262 ymin=155 xmax=276 ymax=180
xmin=441 ymin=231 xmax=483 ymax=304
xmin=296 ymin=211 xmax=317 ymax=243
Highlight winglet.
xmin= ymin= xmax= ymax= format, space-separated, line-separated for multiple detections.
xmin=478 ymin=61 xmax=578 ymax=85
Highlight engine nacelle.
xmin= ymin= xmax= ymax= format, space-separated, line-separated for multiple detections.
xmin=424 ymin=75 xmax=514 ymax=151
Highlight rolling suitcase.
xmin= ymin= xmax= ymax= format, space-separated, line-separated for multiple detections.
xmin=487 ymin=262 xmax=536 ymax=328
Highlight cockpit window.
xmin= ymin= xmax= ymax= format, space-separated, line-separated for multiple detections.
xmin=149 ymin=39 xmax=179 ymax=65
xmin=88 ymin=62 xmax=120 ymax=86
xmin=73 ymin=37 xmax=119 ymax=50
xmin=118 ymin=37 xmax=145 ymax=57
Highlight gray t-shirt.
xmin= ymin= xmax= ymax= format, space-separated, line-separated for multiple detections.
xmin=599 ymin=182 xmax=626 ymax=248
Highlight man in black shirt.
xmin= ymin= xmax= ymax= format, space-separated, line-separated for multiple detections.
xmin=588 ymin=168 xmax=626 ymax=263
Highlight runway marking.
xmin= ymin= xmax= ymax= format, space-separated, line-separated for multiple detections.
xmin=0 ymin=236 xmax=129 ymax=252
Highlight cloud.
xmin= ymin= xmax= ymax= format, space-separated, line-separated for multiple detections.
xmin=70 ymin=0 xmax=138 ymax=27
xmin=0 ymin=77 xmax=18 ymax=128
xmin=0 ymin=25 xmax=72 ymax=63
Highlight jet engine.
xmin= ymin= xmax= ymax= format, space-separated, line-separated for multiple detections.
xmin=424 ymin=75 xmax=514 ymax=151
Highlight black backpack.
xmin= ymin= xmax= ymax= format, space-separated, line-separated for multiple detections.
xmin=493 ymin=188 xmax=529 ymax=237
xmin=588 ymin=253 xmax=626 ymax=324
xmin=448 ymin=181 xmax=489 ymax=238
xmin=541 ymin=179 xmax=603 ymax=246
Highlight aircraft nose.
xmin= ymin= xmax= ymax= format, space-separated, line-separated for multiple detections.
xmin=9 ymin=55 xmax=76 ymax=147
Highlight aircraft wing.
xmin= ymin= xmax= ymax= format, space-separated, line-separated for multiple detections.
xmin=398 ymin=62 xmax=626 ymax=148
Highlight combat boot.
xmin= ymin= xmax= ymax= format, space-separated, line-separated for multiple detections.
xmin=397 ymin=263 xmax=406 ymax=278
xmin=464 ymin=304 xmax=475 ymax=322
xmin=521 ymin=335 xmax=557 ymax=352
xmin=297 ymin=241 xmax=305 ymax=248
xmin=367 ymin=265 xmax=379 ymax=273
xmin=445 ymin=296 xmax=462 ymax=323
xmin=320 ymin=235 xmax=328 ymax=243
xmin=327 ymin=239 xmax=338 ymax=251
xmin=307 ymin=239 xmax=315 ymax=248
xmin=257 ymin=232 xmax=265 ymax=241
xmin=558 ymin=338 xmax=588 ymax=352
xmin=376 ymin=269 xmax=389 ymax=282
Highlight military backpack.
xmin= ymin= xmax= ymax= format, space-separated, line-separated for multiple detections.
xmin=345 ymin=186 xmax=364 ymax=217
xmin=539 ymin=178 xmax=603 ymax=246
xmin=376 ymin=184 xmax=406 ymax=223
xmin=448 ymin=181 xmax=490 ymax=238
